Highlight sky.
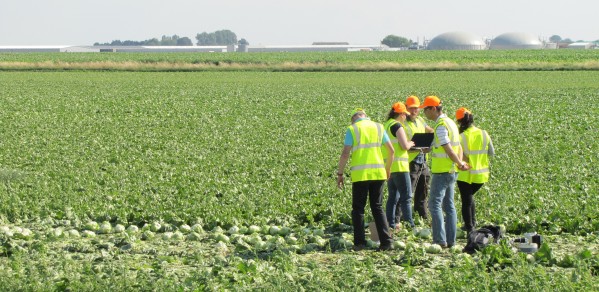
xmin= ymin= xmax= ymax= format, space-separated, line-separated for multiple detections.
xmin=1 ymin=0 xmax=597 ymax=46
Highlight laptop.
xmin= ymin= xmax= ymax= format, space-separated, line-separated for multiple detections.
xmin=410 ymin=133 xmax=434 ymax=150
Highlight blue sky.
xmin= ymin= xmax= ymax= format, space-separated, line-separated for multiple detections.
xmin=1 ymin=0 xmax=596 ymax=45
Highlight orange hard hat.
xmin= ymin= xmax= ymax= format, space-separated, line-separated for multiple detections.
xmin=405 ymin=95 xmax=420 ymax=108
xmin=392 ymin=102 xmax=409 ymax=115
xmin=455 ymin=107 xmax=471 ymax=120
xmin=419 ymin=96 xmax=441 ymax=108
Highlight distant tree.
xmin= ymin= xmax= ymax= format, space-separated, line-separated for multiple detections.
xmin=214 ymin=30 xmax=237 ymax=45
xmin=177 ymin=37 xmax=193 ymax=46
xmin=549 ymin=35 xmax=562 ymax=43
xmin=196 ymin=32 xmax=215 ymax=45
xmin=381 ymin=35 xmax=412 ymax=48
xmin=122 ymin=40 xmax=143 ymax=46
xmin=238 ymin=38 xmax=249 ymax=45
xmin=562 ymin=38 xmax=573 ymax=44
xmin=93 ymin=34 xmax=194 ymax=46
xmin=161 ymin=35 xmax=179 ymax=46
xmin=196 ymin=30 xmax=237 ymax=45
xmin=144 ymin=38 xmax=160 ymax=46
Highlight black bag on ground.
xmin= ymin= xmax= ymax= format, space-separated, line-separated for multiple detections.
xmin=463 ymin=225 xmax=503 ymax=254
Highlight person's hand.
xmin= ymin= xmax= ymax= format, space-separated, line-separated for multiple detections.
xmin=408 ymin=141 xmax=415 ymax=149
xmin=458 ymin=162 xmax=471 ymax=171
xmin=337 ymin=174 xmax=345 ymax=190
xmin=422 ymin=147 xmax=431 ymax=154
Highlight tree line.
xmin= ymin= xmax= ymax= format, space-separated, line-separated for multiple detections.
xmin=94 ymin=30 xmax=592 ymax=48
xmin=94 ymin=30 xmax=249 ymax=46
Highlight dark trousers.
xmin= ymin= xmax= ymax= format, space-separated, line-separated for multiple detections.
xmin=402 ymin=161 xmax=430 ymax=220
xmin=456 ymin=181 xmax=484 ymax=231
xmin=352 ymin=180 xmax=392 ymax=247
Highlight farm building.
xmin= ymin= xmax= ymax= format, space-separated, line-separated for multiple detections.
xmin=489 ymin=32 xmax=543 ymax=50
xmin=426 ymin=32 xmax=486 ymax=50
xmin=0 ymin=44 xmax=386 ymax=53
xmin=0 ymin=45 xmax=228 ymax=53
xmin=567 ymin=42 xmax=595 ymax=49
xmin=246 ymin=44 xmax=386 ymax=52
xmin=93 ymin=46 xmax=228 ymax=53
xmin=0 ymin=46 xmax=67 ymax=52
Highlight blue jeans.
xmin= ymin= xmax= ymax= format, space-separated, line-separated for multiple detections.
xmin=428 ymin=172 xmax=457 ymax=246
xmin=386 ymin=172 xmax=413 ymax=229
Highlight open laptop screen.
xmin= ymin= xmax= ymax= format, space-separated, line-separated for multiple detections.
xmin=410 ymin=133 xmax=434 ymax=149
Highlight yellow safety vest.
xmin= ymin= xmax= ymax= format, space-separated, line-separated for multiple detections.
xmin=348 ymin=119 xmax=387 ymax=182
xmin=431 ymin=116 xmax=460 ymax=174
xmin=457 ymin=126 xmax=491 ymax=184
xmin=382 ymin=119 xmax=409 ymax=173
xmin=405 ymin=116 xmax=427 ymax=162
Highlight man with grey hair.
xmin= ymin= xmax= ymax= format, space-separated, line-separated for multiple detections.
xmin=337 ymin=108 xmax=395 ymax=251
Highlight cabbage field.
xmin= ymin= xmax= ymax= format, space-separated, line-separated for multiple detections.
xmin=0 ymin=51 xmax=598 ymax=290
xmin=2 ymin=49 xmax=599 ymax=71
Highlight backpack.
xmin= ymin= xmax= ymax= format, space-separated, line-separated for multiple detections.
xmin=463 ymin=225 xmax=503 ymax=254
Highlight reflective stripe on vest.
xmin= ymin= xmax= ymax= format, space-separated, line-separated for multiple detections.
xmin=461 ymin=128 xmax=488 ymax=155
xmin=431 ymin=116 xmax=460 ymax=173
xmin=382 ymin=118 xmax=409 ymax=173
xmin=458 ymin=126 xmax=491 ymax=184
xmin=353 ymin=143 xmax=381 ymax=151
xmin=352 ymin=122 xmax=382 ymax=149
xmin=470 ymin=168 xmax=489 ymax=174
xmin=349 ymin=120 xmax=387 ymax=182
xmin=350 ymin=164 xmax=386 ymax=171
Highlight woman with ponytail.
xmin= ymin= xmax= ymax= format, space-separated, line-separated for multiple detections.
xmin=455 ymin=108 xmax=495 ymax=233
xmin=383 ymin=102 xmax=416 ymax=231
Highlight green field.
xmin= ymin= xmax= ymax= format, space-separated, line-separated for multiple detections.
xmin=1 ymin=50 xmax=599 ymax=71
xmin=0 ymin=55 xmax=598 ymax=290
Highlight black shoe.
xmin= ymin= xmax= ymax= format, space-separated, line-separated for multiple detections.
xmin=461 ymin=226 xmax=474 ymax=233
xmin=376 ymin=245 xmax=392 ymax=252
xmin=353 ymin=244 xmax=366 ymax=251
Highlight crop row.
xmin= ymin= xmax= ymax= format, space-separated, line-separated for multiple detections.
xmin=2 ymin=218 xmax=595 ymax=266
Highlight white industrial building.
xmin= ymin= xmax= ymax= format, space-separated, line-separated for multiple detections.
xmin=245 ymin=44 xmax=386 ymax=52
xmin=567 ymin=42 xmax=595 ymax=49
xmin=489 ymin=32 xmax=543 ymax=50
xmin=1 ymin=36 xmax=594 ymax=53
xmin=0 ymin=46 xmax=69 ymax=52
xmin=0 ymin=44 xmax=387 ymax=53
xmin=426 ymin=32 xmax=486 ymax=50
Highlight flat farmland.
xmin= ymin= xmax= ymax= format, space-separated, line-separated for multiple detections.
xmin=1 ymin=50 xmax=599 ymax=71
xmin=0 ymin=70 xmax=597 ymax=290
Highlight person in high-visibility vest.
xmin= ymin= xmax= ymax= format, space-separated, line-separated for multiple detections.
xmin=420 ymin=96 xmax=470 ymax=248
xmin=337 ymin=108 xmax=395 ymax=251
xmin=401 ymin=96 xmax=434 ymax=222
xmin=455 ymin=107 xmax=495 ymax=233
xmin=382 ymin=102 xmax=416 ymax=231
